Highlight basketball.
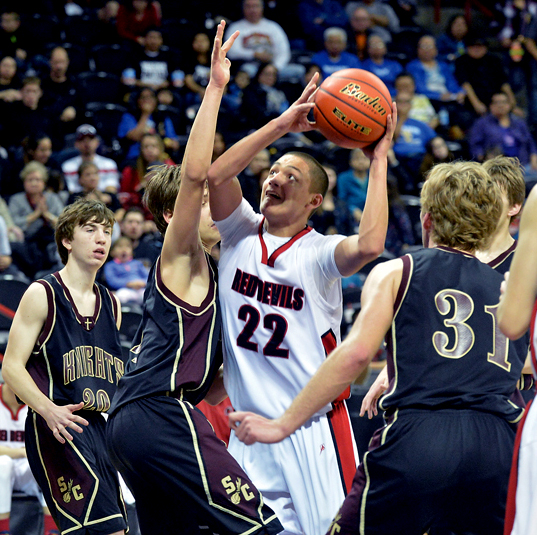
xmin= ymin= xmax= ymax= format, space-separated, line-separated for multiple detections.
xmin=313 ymin=69 xmax=392 ymax=149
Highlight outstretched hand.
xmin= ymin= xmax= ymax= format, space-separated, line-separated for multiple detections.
xmin=276 ymin=72 xmax=319 ymax=134
xmin=210 ymin=21 xmax=239 ymax=90
xmin=229 ymin=411 xmax=288 ymax=445
xmin=44 ymin=401 xmax=89 ymax=444
xmin=362 ymin=101 xmax=398 ymax=161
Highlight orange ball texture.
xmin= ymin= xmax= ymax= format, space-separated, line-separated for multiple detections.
xmin=314 ymin=69 xmax=392 ymax=149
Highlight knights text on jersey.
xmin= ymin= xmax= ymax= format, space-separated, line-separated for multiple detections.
xmin=25 ymin=272 xmax=125 ymax=412
xmin=216 ymin=199 xmax=346 ymax=419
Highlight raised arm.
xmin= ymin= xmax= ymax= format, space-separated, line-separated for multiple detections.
xmin=2 ymin=284 xmax=89 ymax=444
xmin=229 ymin=258 xmax=402 ymax=444
xmin=498 ymin=186 xmax=537 ymax=339
xmin=334 ymin=103 xmax=397 ymax=277
xmin=207 ymin=74 xmax=319 ymax=221
xmin=161 ymin=22 xmax=237 ymax=266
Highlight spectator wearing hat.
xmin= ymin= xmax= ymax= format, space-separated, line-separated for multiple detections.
xmin=61 ymin=124 xmax=120 ymax=194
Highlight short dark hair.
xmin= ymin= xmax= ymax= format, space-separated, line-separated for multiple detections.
xmin=55 ymin=199 xmax=115 ymax=265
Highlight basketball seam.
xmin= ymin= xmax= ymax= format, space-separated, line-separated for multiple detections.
xmin=317 ymin=87 xmax=386 ymax=129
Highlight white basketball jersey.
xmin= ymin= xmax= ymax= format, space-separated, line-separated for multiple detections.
xmin=217 ymin=200 xmax=346 ymax=419
xmin=0 ymin=385 xmax=27 ymax=449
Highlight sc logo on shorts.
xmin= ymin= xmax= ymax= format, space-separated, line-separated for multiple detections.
xmin=221 ymin=475 xmax=254 ymax=504
xmin=57 ymin=476 xmax=84 ymax=503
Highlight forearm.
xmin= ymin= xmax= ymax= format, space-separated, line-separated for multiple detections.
xmin=0 ymin=446 xmax=26 ymax=458
xmin=208 ymin=116 xmax=288 ymax=188
xmin=350 ymin=158 xmax=389 ymax=264
xmin=126 ymin=113 xmax=151 ymax=141
xmin=182 ymin=82 xmax=224 ymax=182
xmin=277 ymin=339 xmax=370 ymax=436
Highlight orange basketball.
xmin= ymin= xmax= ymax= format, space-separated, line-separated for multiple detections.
xmin=313 ymin=69 xmax=392 ymax=149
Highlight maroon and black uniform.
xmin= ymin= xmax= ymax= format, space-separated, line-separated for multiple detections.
xmin=24 ymin=272 xmax=127 ymax=535
xmin=107 ymin=256 xmax=282 ymax=535
xmin=331 ymin=247 xmax=528 ymax=535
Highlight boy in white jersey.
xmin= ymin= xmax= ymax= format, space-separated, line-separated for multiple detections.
xmin=207 ymin=77 xmax=396 ymax=535
xmin=499 ymin=185 xmax=537 ymax=535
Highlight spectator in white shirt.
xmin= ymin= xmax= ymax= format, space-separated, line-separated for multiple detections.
xmin=224 ymin=0 xmax=297 ymax=79
xmin=61 ymin=124 xmax=120 ymax=194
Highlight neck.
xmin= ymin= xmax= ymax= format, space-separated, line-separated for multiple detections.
xmin=475 ymin=226 xmax=514 ymax=263
xmin=59 ymin=262 xmax=98 ymax=293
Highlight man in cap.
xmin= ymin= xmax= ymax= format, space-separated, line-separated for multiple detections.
xmin=61 ymin=124 xmax=120 ymax=194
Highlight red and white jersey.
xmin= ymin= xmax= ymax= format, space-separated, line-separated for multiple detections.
xmin=0 ymin=384 xmax=27 ymax=449
xmin=217 ymin=200 xmax=346 ymax=419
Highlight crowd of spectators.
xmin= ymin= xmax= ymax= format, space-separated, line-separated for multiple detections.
xmin=0 ymin=0 xmax=536 ymax=295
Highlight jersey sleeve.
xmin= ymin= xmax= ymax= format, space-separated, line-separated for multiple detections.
xmin=215 ymin=198 xmax=262 ymax=250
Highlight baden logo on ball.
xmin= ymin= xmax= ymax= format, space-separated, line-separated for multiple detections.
xmin=314 ymin=69 xmax=392 ymax=149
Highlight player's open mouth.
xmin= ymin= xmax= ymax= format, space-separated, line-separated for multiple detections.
xmin=266 ymin=190 xmax=281 ymax=200
xmin=94 ymin=248 xmax=106 ymax=256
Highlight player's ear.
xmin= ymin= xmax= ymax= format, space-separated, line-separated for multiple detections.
xmin=62 ymin=238 xmax=72 ymax=253
xmin=507 ymin=203 xmax=522 ymax=218
xmin=163 ymin=210 xmax=173 ymax=224
xmin=309 ymin=193 xmax=323 ymax=210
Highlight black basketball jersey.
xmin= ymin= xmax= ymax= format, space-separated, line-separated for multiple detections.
xmin=488 ymin=240 xmax=517 ymax=275
xmin=110 ymin=254 xmax=221 ymax=413
xmin=379 ymin=246 xmax=527 ymax=422
xmin=26 ymin=272 xmax=124 ymax=413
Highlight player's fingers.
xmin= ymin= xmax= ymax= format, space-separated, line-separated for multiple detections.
xmin=228 ymin=411 xmax=245 ymax=429
xmin=61 ymin=428 xmax=74 ymax=442
xmin=222 ymin=30 xmax=240 ymax=53
xmin=53 ymin=426 xmax=66 ymax=444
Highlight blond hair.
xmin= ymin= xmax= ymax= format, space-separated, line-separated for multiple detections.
xmin=482 ymin=156 xmax=525 ymax=221
xmin=421 ymin=161 xmax=503 ymax=252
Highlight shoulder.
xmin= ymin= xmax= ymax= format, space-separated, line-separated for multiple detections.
xmin=20 ymin=280 xmax=50 ymax=313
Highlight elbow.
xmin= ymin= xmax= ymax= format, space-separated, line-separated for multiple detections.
xmin=207 ymin=165 xmax=225 ymax=188
xmin=498 ymin=322 xmax=527 ymax=341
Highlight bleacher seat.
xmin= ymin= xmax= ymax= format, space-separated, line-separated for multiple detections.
xmin=63 ymin=15 xmax=102 ymax=49
xmin=85 ymin=102 xmax=127 ymax=151
xmin=23 ymin=14 xmax=62 ymax=50
xmin=91 ymin=44 xmax=130 ymax=76
xmin=76 ymin=72 xmax=123 ymax=108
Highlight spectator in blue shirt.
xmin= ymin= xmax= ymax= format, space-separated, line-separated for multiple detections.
xmin=392 ymin=90 xmax=436 ymax=191
xmin=361 ymin=34 xmax=403 ymax=96
xmin=406 ymin=35 xmax=465 ymax=104
xmin=118 ymin=87 xmax=180 ymax=160
xmin=337 ymin=148 xmax=371 ymax=224
xmin=407 ymin=34 xmax=474 ymax=138
xmin=436 ymin=14 xmax=468 ymax=65
xmin=310 ymin=27 xmax=361 ymax=79
xmin=104 ymin=235 xmax=149 ymax=305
